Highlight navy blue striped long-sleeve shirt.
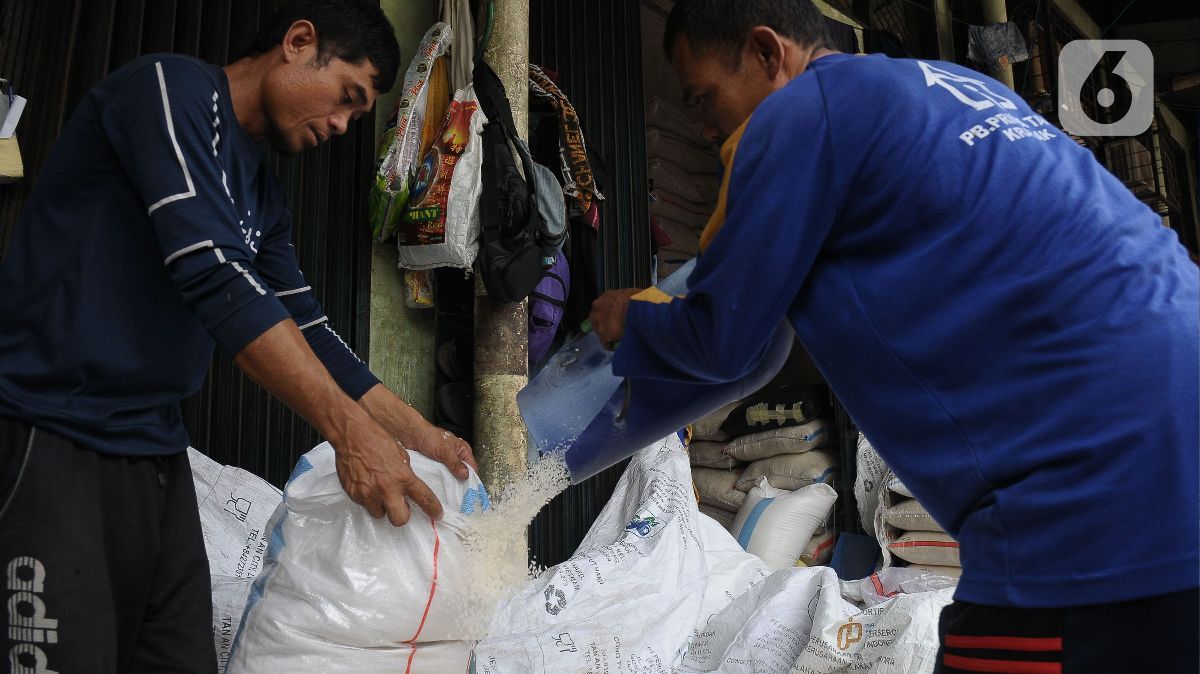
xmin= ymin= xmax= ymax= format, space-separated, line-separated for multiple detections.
xmin=0 ymin=54 xmax=378 ymax=456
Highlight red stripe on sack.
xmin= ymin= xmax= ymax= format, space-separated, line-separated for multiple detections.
xmin=942 ymin=653 xmax=1062 ymax=674
xmin=945 ymin=635 xmax=1063 ymax=652
xmin=812 ymin=537 xmax=836 ymax=556
xmin=889 ymin=541 xmax=960 ymax=548
xmin=870 ymin=573 xmax=899 ymax=598
xmin=405 ymin=643 xmax=418 ymax=673
xmin=404 ymin=518 xmax=442 ymax=673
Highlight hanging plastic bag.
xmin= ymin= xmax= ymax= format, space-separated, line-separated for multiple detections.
xmin=369 ymin=23 xmax=452 ymax=241
xmin=394 ymin=85 xmax=486 ymax=270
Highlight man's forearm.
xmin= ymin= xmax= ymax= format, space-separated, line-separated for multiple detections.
xmin=233 ymin=318 xmax=371 ymax=444
xmin=357 ymin=384 xmax=429 ymax=448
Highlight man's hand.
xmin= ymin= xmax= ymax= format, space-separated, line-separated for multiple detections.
xmin=233 ymin=319 xmax=446 ymax=526
xmin=358 ymin=384 xmax=478 ymax=480
xmin=589 ymin=288 xmax=641 ymax=350
xmin=329 ymin=410 xmax=444 ymax=526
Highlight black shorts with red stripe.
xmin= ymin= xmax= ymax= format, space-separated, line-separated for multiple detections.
xmin=935 ymin=588 xmax=1198 ymax=674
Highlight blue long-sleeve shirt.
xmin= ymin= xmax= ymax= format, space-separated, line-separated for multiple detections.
xmin=615 ymin=53 xmax=1199 ymax=608
xmin=0 ymin=54 xmax=378 ymax=456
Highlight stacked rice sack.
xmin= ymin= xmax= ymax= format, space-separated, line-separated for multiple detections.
xmin=877 ymin=475 xmax=962 ymax=578
xmin=689 ymin=401 xmax=745 ymax=532
xmin=689 ymin=384 xmax=841 ymax=569
xmin=857 ymin=433 xmax=962 ymax=579
xmin=644 ymin=96 xmax=720 ymax=280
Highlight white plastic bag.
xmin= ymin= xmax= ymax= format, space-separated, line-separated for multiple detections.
xmin=395 ymin=85 xmax=486 ymax=270
xmin=226 ymin=442 xmax=489 ymax=673
xmin=369 ymin=22 xmax=452 ymax=240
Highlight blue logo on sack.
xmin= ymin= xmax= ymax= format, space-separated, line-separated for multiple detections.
xmin=460 ymin=486 xmax=492 ymax=514
xmin=625 ymin=508 xmax=663 ymax=538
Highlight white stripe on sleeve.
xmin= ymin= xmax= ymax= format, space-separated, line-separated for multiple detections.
xmin=163 ymin=239 xmax=214 ymax=266
xmin=146 ymin=61 xmax=198 ymax=215
xmin=213 ymin=248 xmax=267 ymax=296
xmin=298 ymin=316 xmax=329 ymax=331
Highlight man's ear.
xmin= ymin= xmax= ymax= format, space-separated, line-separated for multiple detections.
xmin=745 ymin=26 xmax=786 ymax=81
xmin=281 ymin=19 xmax=318 ymax=64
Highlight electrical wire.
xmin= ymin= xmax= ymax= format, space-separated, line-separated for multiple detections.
xmin=1100 ymin=0 xmax=1137 ymax=37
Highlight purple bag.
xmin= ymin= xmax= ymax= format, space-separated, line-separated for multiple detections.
xmin=528 ymin=251 xmax=569 ymax=365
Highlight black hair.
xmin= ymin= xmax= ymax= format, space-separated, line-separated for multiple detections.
xmin=663 ymin=0 xmax=832 ymax=64
xmin=243 ymin=0 xmax=401 ymax=93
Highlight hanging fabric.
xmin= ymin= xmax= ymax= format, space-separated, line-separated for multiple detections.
xmin=967 ymin=21 xmax=1029 ymax=72
xmin=441 ymin=0 xmax=475 ymax=92
xmin=528 ymin=65 xmax=604 ymax=216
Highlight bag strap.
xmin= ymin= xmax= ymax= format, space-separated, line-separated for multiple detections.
xmin=474 ymin=62 xmax=540 ymax=206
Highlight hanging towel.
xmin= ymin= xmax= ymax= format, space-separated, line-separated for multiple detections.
xmin=529 ymin=64 xmax=604 ymax=214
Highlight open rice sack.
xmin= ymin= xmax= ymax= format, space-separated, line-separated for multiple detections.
xmin=226 ymin=442 xmax=490 ymax=673
xmin=472 ymin=435 xmax=771 ymax=673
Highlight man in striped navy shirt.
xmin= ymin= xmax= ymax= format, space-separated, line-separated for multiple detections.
xmin=0 ymin=1 xmax=475 ymax=670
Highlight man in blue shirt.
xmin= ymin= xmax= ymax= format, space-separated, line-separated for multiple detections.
xmin=0 ymin=1 xmax=475 ymax=670
xmin=591 ymin=1 xmax=1198 ymax=671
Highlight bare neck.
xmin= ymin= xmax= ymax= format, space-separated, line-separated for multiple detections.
xmin=223 ymin=56 xmax=271 ymax=141
xmin=784 ymin=45 xmax=840 ymax=80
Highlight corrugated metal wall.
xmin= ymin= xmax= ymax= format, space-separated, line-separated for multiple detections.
xmin=0 ymin=0 xmax=376 ymax=487
xmin=527 ymin=0 xmax=651 ymax=566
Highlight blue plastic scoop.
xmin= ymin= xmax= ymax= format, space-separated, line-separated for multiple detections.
xmin=518 ymin=259 xmax=794 ymax=483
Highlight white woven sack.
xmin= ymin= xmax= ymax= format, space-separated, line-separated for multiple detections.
xmin=689 ymin=440 xmax=742 ymax=470
xmin=800 ymin=528 xmax=838 ymax=567
xmin=227 ymin=442 xmax=489 ymax=673
xmin=644 ymin=96 xmax=709 ymax=147
xmin=698 ymin=503 xmax=736 ymax=531
xmin=656 ymin=215 xmax=703 ymax=253
xmin=651 ymin=194 xmax=711 ymax=231
xmin=689 ymin=401 xmax=738 ymax=441
xmin=730 ymin=478 xmax=837 ymax=570
xmin=883 ymin=497 xmax=944 ymax=533
xmin=692 ymin=467 xmax=745 ymax=512
xmin=646 ymin=128 xmax=719 ymax=174
xmin=909 ymin=564 xmax=963 ymax=578
xmin=853 ymin=432 xmax=889 ymax=539
xmin=725 ymin=419 xmax=833 ymax=462
xmin=887 ymin=530 xmax=961 ymax=567
xmin=648 ymin=157 xmax=712 ymax=205
xmin=735 ymin=450 xmax=838 ymax=492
